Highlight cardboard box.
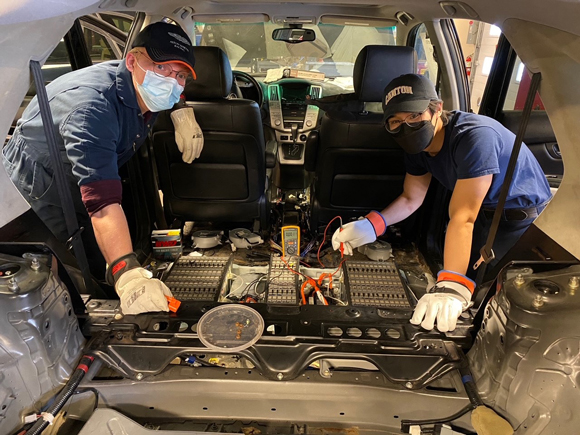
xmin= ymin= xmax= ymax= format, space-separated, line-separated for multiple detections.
xmin=283 ymin=68 xmax=325 ymax=80
xmin=151 ymin=229 xmax=182 ymax=260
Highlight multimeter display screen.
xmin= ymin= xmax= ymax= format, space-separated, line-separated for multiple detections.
xmin=283 ymin=228 xmax=299 ymax=256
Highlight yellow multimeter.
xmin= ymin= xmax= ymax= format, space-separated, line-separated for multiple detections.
xmin=281 ymin=226 xmax=301 ymax=258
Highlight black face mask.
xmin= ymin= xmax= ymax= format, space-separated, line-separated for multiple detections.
xmin=391 ymin=120 xmax=435 ymax=155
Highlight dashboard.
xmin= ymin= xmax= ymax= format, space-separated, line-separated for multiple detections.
xmin=266 ymin=79 xmax=322 ymax=165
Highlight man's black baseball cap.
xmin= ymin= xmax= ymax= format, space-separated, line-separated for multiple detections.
xmin=382 ymin=74 xmax=438 ymax=122
xmin=132 ymin=22 xmax=196 ymax=79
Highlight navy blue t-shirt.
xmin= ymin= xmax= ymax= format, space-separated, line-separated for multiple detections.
xmin=404 ymin=111 xmax=552 ymax=209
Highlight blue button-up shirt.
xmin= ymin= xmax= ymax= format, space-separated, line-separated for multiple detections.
xmin=5 ymin=60 xmax=156 ymax=188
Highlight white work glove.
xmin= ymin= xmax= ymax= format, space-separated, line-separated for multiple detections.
xmin=410 ymin=270 xmax=475 ymax=332
xmin=170 ymin=107 xmax=204 ymax=163
xmin=331 ymin=211 xmax=387 ymax=255
xmin=106 ymin=253 xmax=172 ymax=315
xmin=116 ymin=268 xmax=173 ymax=315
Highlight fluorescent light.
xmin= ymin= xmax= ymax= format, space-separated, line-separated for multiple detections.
xmin=489 ymin=25 xmax=501 ymax=37
xmin=516 ymin=62 xmax=525 ymax=83
xmin=481 ymin=56 xmax=494 ymax=76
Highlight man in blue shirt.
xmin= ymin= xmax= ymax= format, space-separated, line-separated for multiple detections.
xmin=333 ymin=74 xmax=551 ymax=332
xmin=3 ymin=22 xmax=197 ymax=315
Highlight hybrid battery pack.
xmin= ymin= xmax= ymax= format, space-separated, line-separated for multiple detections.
xmin=345 ymin=261 xmax=411 ymax=308
xmin=163 ymin=256 xmax=230 ymax=301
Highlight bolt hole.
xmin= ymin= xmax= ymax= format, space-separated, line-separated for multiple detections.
xmin=149 ymin=407 xmax=154 ymax=410
xmin=248 ymin=370 xmax=252 ymax=374
xmin=266 ymin=324 xmax=283 ymax=335
xmin=327 ymin=326 xmax=343 ymax=337
xmin=225 ymin=371 xmax=228 ymax=375
xmin=500 ymin=334 xmax=504 ymax=344
xmin=340 ymin=412 xmax=345 ymax=416
xmin=203 ymin=407 xmax=208 ymax=411
xmin=394 ymin=415 xmax=399 ymax=419
xmin=153 ymin=321 xmax=168 ymax=332
xmin=44 ymin=320 xmax=50 ymax=330
xmin=271 ymin=408 xmax=276 ymax=411
xmin=68 ymin=309 xmax=72 ymax=317
xmin=346 ymin=327 xmax=362 ymax=338
xmin=1 ymin=405 xmax=5 ymax=410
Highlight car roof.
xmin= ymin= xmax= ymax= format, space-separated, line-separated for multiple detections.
xmin=1 ymin=0 xmax=579 ymax=259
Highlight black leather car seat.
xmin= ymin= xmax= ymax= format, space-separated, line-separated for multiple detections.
xmin=307 ymin=45 xmax=417 ymax=228
xmin=151 ymin=47 xmax=267 ymax=227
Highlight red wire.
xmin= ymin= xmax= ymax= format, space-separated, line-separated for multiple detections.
xmin=318 ymin=216 xmax=342 ymax=268
xmin=282 ymin=220 xmax=345 ymax=306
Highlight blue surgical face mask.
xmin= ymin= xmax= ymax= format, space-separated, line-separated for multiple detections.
xmin=135 ymin=63 xmax=184 ymax=112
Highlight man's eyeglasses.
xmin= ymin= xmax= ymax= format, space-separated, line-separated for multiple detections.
xmin=134 ymin=51 xmax=192 ymax=85
xmin=385 ymin=109 xmax=428 ymax=133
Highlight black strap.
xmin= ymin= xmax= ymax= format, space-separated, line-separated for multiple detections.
xmin=30 ymin=60 xmax=96 ymax=294
xmin=474 ymin=72 xmax=542 ymax=285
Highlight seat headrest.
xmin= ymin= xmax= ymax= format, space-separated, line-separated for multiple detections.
xmin=353 ymin=46 xmax=417 ymax=103
xmin=183 ymin=47 xmax=233 ymax=100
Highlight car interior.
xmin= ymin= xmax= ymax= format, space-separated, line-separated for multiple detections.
xmin=0 ymin=1 xmax=579 ymax=434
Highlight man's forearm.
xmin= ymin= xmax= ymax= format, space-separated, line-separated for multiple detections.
xmin=380 ymin=195 xmax=422 ymax=226
xmin=91 ymin=204 xmax=133 ymax=264
xmin=443 ymin=218 xmax=475 ymax=275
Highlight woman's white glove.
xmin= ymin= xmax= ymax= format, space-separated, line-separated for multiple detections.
xmin=410 ymin=270 xmax=475 ymax=332
xmin=331 ymin=211 xmax=387 ymax=255
xmin=170 ymin=107 xmax=204 ymax=163
xmin=116 ymin=268 xmax=173 ymax=315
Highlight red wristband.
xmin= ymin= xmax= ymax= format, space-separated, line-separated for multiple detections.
xmin=437 ymin=270 xmax=476 ymax=294
xmin=365 ymin=211 xmax=387 ymax=236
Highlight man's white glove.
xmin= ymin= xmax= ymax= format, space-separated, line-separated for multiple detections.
xmin=116 ymin=268 xmax=173 ymax=315
xmin=170 ymin=107 xmax=204 ymax=163
xmin=106 ymin=253 xmax=172 ymax=315
xmin=410 ymin=270 xmax=475 ymax=332
xmin=331 ymin=211 xmax=387 ymax=255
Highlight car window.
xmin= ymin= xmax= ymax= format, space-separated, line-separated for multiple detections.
xmin=96 ymin=12 xmax=134 ymax=33
xmin=45 ymin=40 xmax=70 ymax=66
xmin=83 ymin=27 xmax=118 ymax=63
xmin=412 ymin=24 xmax=438 ymax=81
xmin=453 ymin=19 xmax=501 ymax=112
xmin=194 ymin=22 xmax=397 ymax=87
xmin=503 ymin=56 xmax=544 ymax=111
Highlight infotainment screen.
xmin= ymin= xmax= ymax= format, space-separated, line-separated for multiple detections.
xmin=280 ymin=85 xmax=310 ymax=103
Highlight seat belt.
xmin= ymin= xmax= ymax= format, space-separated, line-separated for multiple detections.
xmin=473 ymin=72 xmax=542 ymax=285
xmin=30 ymin=60 xmax=96 ymax=294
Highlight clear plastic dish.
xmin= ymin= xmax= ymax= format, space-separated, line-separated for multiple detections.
xmin=197 ymin=304 xmax=264 ymax=352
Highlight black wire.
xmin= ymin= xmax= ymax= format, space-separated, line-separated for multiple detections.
xmin=400 ymin=404 xmax=473 ymax=432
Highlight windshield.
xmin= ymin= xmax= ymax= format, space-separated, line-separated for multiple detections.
xmin=194 ymin=22 xmax=396 ymax=87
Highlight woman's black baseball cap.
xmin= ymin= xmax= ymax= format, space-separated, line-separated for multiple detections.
xmin=132 ymin=22 xmax=196 ymax=79
xmin=382 ymin=74 xmax=439 ymax=123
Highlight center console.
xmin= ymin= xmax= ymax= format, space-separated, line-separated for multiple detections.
xmin=268 ymin=83 xmax=321 ymax=165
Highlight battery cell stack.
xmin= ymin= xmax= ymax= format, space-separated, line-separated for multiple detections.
xmin=164 ymin=257 xmax=230 ymax=301
xmin=266 ymin=256 xmax=299 ymax=304
xmin=346 ymin=261 xmax=411 ymax=308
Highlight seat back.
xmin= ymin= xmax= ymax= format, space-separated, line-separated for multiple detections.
xmin=311 ymin=45 xmax=417 ymax=226
xmin=152 ymin=47 xmax=266 ymax=224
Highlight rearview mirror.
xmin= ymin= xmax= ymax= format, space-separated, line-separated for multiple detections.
xmin=272 ymin=28 xmax=316 ymax=43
